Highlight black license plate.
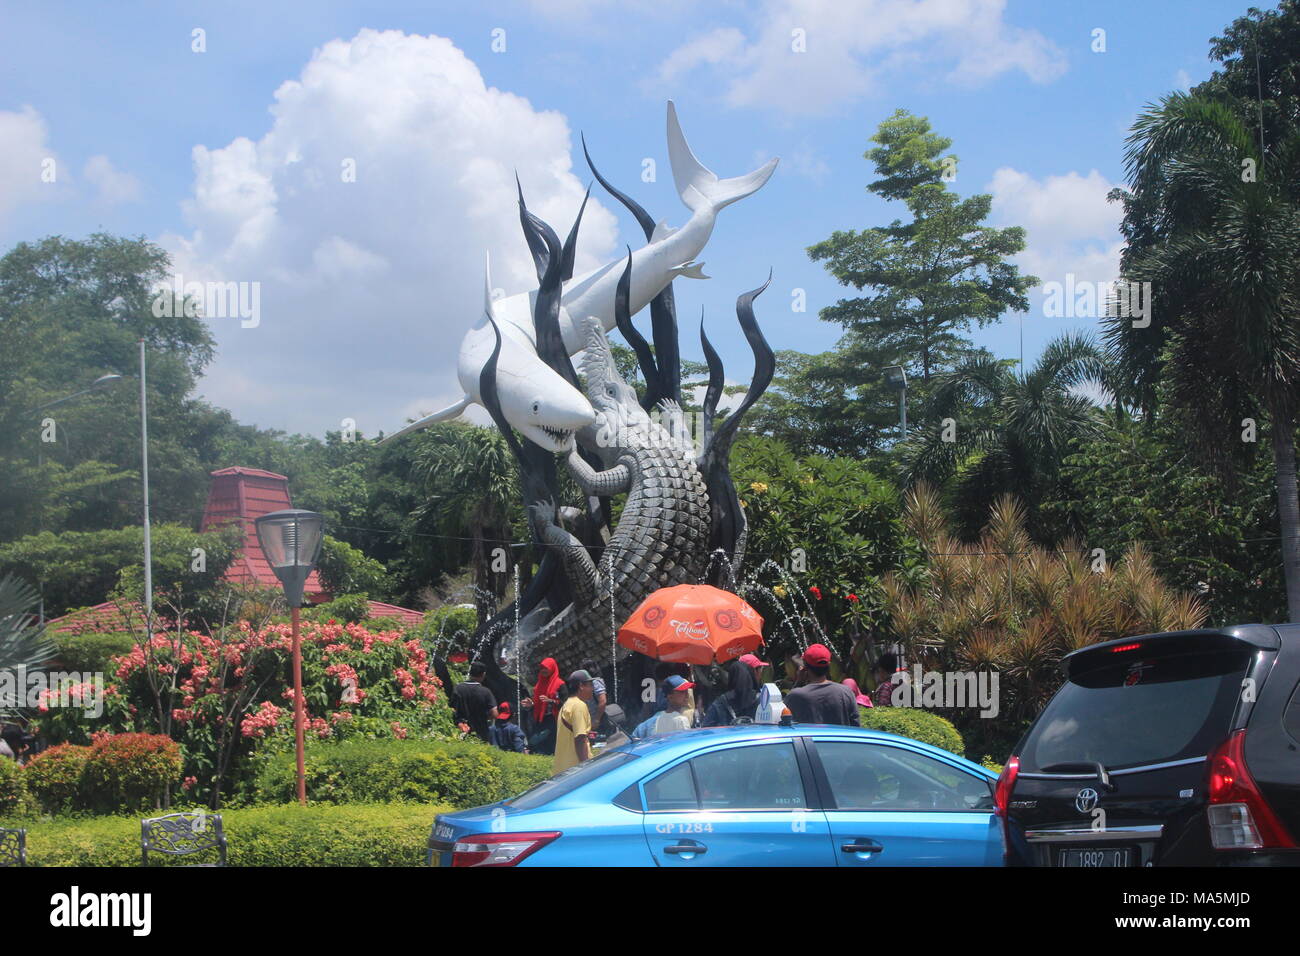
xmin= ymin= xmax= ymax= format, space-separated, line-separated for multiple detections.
xmin=1058 ymin=846 xmax=1133 ymax=867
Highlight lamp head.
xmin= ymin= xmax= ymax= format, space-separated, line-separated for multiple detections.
xmin=254 ymin=509 xmax=324 ymax=608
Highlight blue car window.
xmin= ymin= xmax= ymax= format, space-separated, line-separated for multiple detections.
xmin=506 ymin=751 xmax=640 ymax=810
xmin=644 ymin=761 xmax=697 ymax=811
xmin=691 ymin=742 xmax=806 ymax=811
xmin=817 ymin=742 xmax=991 ymax=811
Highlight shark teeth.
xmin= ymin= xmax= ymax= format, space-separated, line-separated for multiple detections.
xmin=541 ymin=426 xmax=572 ymax=445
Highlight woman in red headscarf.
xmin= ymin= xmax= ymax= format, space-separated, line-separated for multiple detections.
xmin=521 ymin=658 xmax=566 ymax=756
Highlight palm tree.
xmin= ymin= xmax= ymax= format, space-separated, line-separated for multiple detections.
xmin=1106 ymin=91 xmax=1300 ymax=620
xmin=0 ymin=574 xmax=56 ymax=717
xmin=413 ymin=424 xmax=519 ymax=623
xmin=901 ymin=332 xmax=1108 ymax=538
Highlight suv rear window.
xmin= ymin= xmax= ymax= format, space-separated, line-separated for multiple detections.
xmin=1020 ymin=648 xmax=1250 ymax=772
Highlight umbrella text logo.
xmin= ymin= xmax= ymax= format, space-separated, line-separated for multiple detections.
xmin=669 ymin=619 xmax=710 ymax=641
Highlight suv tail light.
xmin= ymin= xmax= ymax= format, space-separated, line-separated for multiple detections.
xmin=1206 ymin=731 xmax=1294 ymax=850
xmin=450 ymin=831 xmax=561 ymax=867
xmin=994 ymin=756 xmax=1019 ymax=817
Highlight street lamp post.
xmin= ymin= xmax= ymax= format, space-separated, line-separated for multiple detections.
xmin=139 ymin=341 xmax=153 ymax=618
xmin=254 ymin=509 xmax=324 ymax=806
xmin=883 ymin=365 xmax=908 ymax=440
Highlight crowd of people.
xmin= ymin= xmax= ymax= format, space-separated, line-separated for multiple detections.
xmin=448 ymin=643 xmax=902 ymax=776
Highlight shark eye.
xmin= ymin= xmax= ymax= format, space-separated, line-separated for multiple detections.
xmin=531 ymin=401 xmax=540 ymax=415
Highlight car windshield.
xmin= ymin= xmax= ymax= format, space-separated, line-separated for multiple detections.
xmin=1020 ymin=648 xmax=1250 ymax=772
xmin=505 ymin=751 xmax=640 ymax=811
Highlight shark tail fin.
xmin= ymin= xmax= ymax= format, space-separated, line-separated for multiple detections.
xmin=667 ymin=100 xmax=778 ymax=214
xmin=381 ymin=395 xmax=472 ymax=444
xmin=671 ymin=261 xmax=709 ymax=280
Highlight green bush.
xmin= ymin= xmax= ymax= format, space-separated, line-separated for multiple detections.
xmin=3 ymin=803 xmax=449 ymax=867
xmin=82 ymin=733 xmax=183 ymax=813
xmin=23 ymin=743 xmax=92 ymax=814
xmin=0 ymin=756 xmax=31 ymax=817
xmin=315 ymin=536 xmax=390 ymax=600
xmin=254 ymin=737 xmax=550 ymax=808
xmin=23 ymin=734 xmax=182 ymax=814
xmin=498 ymin=749 xmax=553 ymax=796
xmin=860 ymin=706 xmax=965 ymax=756
xmin=306 ymin=592 xmax=372 ymax=624
xmin=53 ymin=631 xmax=136 ymax=673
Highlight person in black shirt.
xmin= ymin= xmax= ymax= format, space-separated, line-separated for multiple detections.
xmin=784 ymin=643 xmax=860 ymax=726
xmin=451 ymin=661 xmax=499 ymax=742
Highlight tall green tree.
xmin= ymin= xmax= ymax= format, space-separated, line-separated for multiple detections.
xmin=1107 ymin=28 xmax=1300 ymax=618
xmin=808 ymin=109 xmax=1037 ymax=384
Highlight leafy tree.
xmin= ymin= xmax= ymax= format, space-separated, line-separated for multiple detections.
xmin=1049 ymin=406 xmax=1286 ymax=625
xmin=731 ymin=435 xmax=921 ymax=662
xmin=0 ymin=234 xmax=223 ymax=537
xmin=1107 ymin=74 xmax=1300 ymax=617
xmin=808 ymin=109 xmax=1036 ymax=384
xmin=413 ymin=423 xmax=519 ymax=622
xmin=0 ymin=523 xmax=240 ymax=619
xmin=901 ymin=332 xmax=1108 ymax=539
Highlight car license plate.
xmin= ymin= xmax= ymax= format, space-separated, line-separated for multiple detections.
xmin=1058 ymin=846 xmax=1133 ymax=867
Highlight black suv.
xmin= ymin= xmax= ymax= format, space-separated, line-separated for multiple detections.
xmin=996 ymin=625 xmax=1300 ymax=866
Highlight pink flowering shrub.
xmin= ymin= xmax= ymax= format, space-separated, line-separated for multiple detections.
xmin=38 ymin=618 xmax=456 ymax=806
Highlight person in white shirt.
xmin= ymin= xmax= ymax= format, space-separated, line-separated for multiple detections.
xmin=653 ymin=675 xmax=696 ymax=735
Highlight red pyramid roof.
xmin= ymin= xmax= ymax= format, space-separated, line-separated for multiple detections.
xmin=201 ymin=467 xmax=326 ymax=600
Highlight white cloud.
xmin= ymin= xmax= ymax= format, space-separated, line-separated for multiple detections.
xmin=756 ymin=144 xmax=829 ymax=183
xmin=988 ymin=166 xmax=1124 ymax=299
xmin=653 ymin=0 xmax=1066 ymax=114
xmin=0 ymin=106 xmax=61 ymax=226
xmin=165 ymin=28 xmax=621 ymax=436
xmin=1174 ymin=69 xmax=1193 ymax=92
xmin=83 ymin=154 xmax=141 ymax=205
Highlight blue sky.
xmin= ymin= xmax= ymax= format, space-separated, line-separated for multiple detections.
xmin=0 ymin=0 xmax=1261 ymax=435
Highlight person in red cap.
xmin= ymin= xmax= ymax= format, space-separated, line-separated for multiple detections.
xmin=489 ymin=700 xmax=527 ymax=753
xmin=739 ymin=653 xmax=769 ymax=682
xmin=653 ymin=674 xmax=697 ymax=735
xmin=785 ymin=643 xmax=860 ymax=726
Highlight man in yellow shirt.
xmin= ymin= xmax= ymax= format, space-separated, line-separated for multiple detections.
xmin=552 ymin=670 xmax=595 ymax=774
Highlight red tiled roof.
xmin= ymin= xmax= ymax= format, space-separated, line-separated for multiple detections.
xmin=366 ymin=601 xmax=426 ymax=626
xmin=209 ymin=466 xmax=289 ymax=480
xmin=47 ymin=601 xmax=141 ymax=634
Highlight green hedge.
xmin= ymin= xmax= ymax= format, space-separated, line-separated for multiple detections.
xmin=860 ymin=706 xmax=965 ymax=756
xmin=1 ymin=803 xmax=449 ymax=867
xmin=253 ymin=737 xmax=551 ymax=809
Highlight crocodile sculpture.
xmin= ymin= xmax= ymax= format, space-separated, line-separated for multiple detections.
xmin=519 ymin=315 xmax=711 ymax=668
xmin=391 ymin=102 xmax=776 ymax=708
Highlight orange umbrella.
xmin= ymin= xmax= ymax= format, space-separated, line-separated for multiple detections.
xmin=618 ymin=584 xmax=765 ymax=665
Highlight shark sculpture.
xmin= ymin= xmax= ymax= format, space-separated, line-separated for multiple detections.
xmin=386 ymin=101 xmax=778 ymax=450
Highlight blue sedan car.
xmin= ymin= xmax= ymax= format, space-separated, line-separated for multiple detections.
xmin=427 ymin=724 xmax=1003 ymax=867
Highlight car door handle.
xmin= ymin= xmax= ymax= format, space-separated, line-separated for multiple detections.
xmin=664 ymin=840 xmax=708 ymax=855
xmin=841 ymin=839 xmax=883 ymax=854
